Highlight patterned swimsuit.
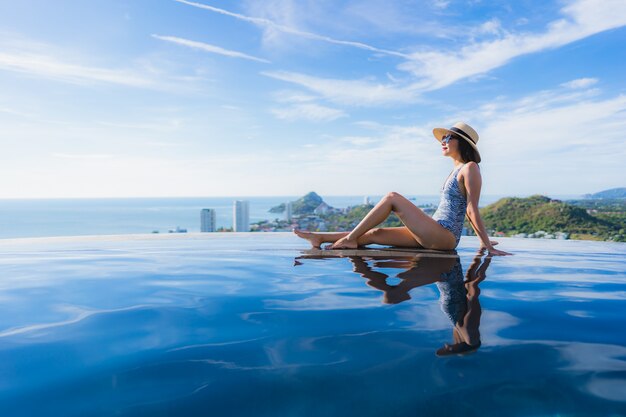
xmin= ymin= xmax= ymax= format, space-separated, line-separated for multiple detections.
xmin=436 ymin=257 xmax=467 ymax=324
xmin=432 ymin=164 xmax=467 ymax=247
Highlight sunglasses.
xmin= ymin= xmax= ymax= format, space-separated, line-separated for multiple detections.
xmin=442 ymin=133 xmax=458 ymax=145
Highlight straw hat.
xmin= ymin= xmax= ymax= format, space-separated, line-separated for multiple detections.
xmin=433 ymin=122 xmax=481 ymax=163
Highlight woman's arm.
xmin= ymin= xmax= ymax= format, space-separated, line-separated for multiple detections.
xmin=462 ymin=163 xmax=512 ymax=256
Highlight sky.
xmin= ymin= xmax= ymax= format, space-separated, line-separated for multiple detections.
xmin=0 ymin=0 xmax=625 ymax=199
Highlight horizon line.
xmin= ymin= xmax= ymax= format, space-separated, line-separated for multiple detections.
xmin=0 ymin=192 xmax=593 ymax=201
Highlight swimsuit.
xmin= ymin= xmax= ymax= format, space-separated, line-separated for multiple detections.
xmin=432 ymin=164 xmax=467 ymax=247
xmin=436 ymin=257 xmax=467 ymax=324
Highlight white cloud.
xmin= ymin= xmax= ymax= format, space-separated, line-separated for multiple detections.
xmin=561 ymin=77 xmax=598 ymax=89
xmin=263 ymin=71 xmax=418 ymax=106
xmin=5 ymin=81 xmax=624 ymax=198
xmin=97 ymin=119 xmax=182 ymax=131
xmin=0 ymin=152 xmax=260 ymax=198
xmin=338 ymin=0 xmax=468 ymax=41
xmin=273 ymin=90 xmax=318 ymax=103
xmin=473 ymin=18 xmax=503 ymax=36
xmin=470 ymin=88 xmax=626 ymax=195
xmin=481 ymin=86 xmax=601 ymax=117
xmin=0 ymin=107 xmax=35 ymax=118
xmin=152 ymin=34 xmax=271 ymax=63
xmin=5 ymin=121 xmax=433 ymax=198
xmin=259 ymin=82 xmax=626 ymax=196
xmin=431 ymin=0 xmax=450 ymax=10
xmin=270 ymin=103 xmax=347 ymax=122
xmin=399 ymin=0 xmax=626 ymax=91
xmin=340 ymin=136 xmax=378 ymax=146
xmin=276 ymin=123 xmax=443 ymax=195
xmin=481 ymin=95 xmax=626 ymax=156
xmin=0 ymin=50 xmax=155 ymax=87
xmin=52 ymin=153 xmax=115 ymax=160
xmin=0 ymin=35 xmax=213 ymax=93
xmin=174 ymin=0 xmax=408 ymax=58
xmin=242 ymin=0 xmax=303 ymax=47
xmin=177 ymin=0 xmax=626 ymax=101
xmin=353 ymin=120 xmax=387 ymax=130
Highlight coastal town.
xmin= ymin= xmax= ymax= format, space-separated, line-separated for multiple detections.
xmin=181 ymin=189 xmax=626 ymax=242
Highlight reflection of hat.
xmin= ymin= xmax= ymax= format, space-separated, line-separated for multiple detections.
xmin=432 ymin=122 xmax=481 ymax=163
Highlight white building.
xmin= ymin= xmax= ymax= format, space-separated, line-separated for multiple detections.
xmin=286 ymin=201 xmax=293 ymax=221
xmin=314 ymin=202 xmax=331 ymax=215
xmin=233 ymin=200 xmax=250 ymax=232
xmin=200 ymin=208 xmax=216 ymax=232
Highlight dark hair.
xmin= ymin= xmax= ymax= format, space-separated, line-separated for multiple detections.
xmin=453 ymin=134 xmax=480 ymax=163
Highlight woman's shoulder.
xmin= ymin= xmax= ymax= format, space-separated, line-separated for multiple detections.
xmin=461 ymin=161 xmax=480 ymax=174
xmin=459 ymin=162 xmax=481 ymax=183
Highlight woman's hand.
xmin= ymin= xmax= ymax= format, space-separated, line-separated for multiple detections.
xmin=480 ymin=240 xmax=512 ymax=255
xmin=487 ymin=246 xmax=512 ymax=256
xmin=480 ymin=240 xmax=499 ymax=249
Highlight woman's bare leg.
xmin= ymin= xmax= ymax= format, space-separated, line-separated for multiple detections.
xmin=295 ymin=227 xmax=423 ymax=249
xmin=359 ymin=227 xmax=422 ymax=247
xmin=332 ymin=192 xmax=456 ymax=250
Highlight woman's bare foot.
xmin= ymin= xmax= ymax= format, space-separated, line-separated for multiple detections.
xmin=293 ymin=229 xmax=324 ymax=248
xmin=331 ymin=236 xmax=358 ymax=249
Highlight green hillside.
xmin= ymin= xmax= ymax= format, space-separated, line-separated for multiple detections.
xmin=480 ymin=195 xmax=625 ymax=241
xmin=269 ymin=192 xmax=326 ymax=215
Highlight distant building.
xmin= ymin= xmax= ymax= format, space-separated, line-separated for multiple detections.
xmin=314 ymin=202 xmax=331 ymax=215
xmin=286 ymin=201 xmax=293 ymax=222
xmin=200 ymin=208 xmax=217 ymax=232
xmin=233 ymin=200 xmax=250 ymax=232
xmin=364 ymin=196 xmax=371 ymax=205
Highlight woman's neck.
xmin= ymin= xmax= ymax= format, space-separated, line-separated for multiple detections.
xmin=452 ymin=158 xmax=465 ymax=168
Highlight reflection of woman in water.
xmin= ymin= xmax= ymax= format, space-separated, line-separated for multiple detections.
xmin=295 ymin=249 xmax=492 ymax=355
xmin=295 ymin=122 xmax=510 ymax=256
xmin=348 ymin=254 xmax=460 ymax=305
xmin=436 ymin=251 xmax=491 ymax=356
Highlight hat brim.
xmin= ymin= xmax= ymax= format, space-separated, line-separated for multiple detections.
xmin=433 ymin=127 xmax=481 ymax=163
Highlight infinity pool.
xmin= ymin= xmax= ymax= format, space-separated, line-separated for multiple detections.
xmin=0 ymin=234 xmax=625 ymax=416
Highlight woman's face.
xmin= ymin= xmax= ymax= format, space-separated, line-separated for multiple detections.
xmin=441 ymin=134 xmax=460 ymax=158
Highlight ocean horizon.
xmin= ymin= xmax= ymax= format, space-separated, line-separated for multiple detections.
xmin=0 ymin=194 xmax=584 ymax=239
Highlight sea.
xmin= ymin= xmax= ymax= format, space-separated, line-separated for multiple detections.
xmin=0 ymin=194 xmax=582 ymax=239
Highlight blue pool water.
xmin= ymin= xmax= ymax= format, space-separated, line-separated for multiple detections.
xmin=0 ymin=234 xmax=625 ymax=416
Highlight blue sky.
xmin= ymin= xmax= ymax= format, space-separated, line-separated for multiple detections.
xmin=0 ymin=0 xmax=625 ymax=198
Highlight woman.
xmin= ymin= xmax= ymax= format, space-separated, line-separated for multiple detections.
xmin=294 ymin=122 xmax=511 ymax=256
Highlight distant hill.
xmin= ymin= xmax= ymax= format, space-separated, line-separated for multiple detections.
xmin=480 ymin=195 xmax=622 ymax=240
xmin=269 ymin=192 xmax=327 ymax=215
xmin=584 ymin=187 xmax=626 ymax=199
